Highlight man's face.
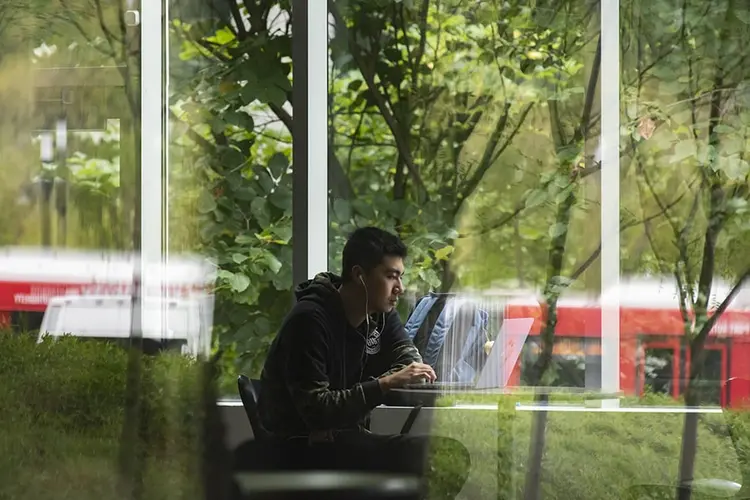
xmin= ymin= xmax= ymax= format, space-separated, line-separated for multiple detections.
xmin=364 ymin=255 xmax=405 ymax=313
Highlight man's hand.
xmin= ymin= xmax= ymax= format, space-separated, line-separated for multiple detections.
xmin=379 ymin=362 xmax=437 ymax=391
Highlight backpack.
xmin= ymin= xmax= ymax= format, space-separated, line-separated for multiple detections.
xmin=404 ymin=294 xmax=490 ymax=383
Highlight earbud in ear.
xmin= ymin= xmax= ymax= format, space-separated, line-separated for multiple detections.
xmin=358 ymin=276 xmax=365 ymax=287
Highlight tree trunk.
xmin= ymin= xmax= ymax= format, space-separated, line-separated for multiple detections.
xmin=523 ymin=186 xmax=577 ymax=500
xmin=677 ymin=406 xmax=700 ymax=499
xmin=440 ymin=258 xmax=457 ymax=293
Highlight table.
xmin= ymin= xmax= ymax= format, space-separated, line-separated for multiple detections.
xmin=232 ymin=471 xmax=420 ymax=499
xmin=388 ymin=386 xmax=622 ymax=408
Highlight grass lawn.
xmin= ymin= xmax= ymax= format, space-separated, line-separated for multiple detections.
xmin=427 ymin=394 xmax=746 ymax=499
xmin=0 ymin=423 xmax=203 ymax=500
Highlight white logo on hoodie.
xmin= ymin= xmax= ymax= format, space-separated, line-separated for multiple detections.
xmin=365 ymin=328 xmax=381 ymax=355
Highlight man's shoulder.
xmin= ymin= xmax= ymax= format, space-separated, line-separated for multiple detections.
xmin=278 ymin=300 xmax=331 ymax=335
xmin=286 ymin=299 xmax=327 ymax=321
xmin=382 ymin=309 xmax=405 ymax=332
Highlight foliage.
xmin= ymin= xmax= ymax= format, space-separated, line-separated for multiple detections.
xmin=619 ymin=0 xmax=750 ymax=329
xmin=158 ymin=0 xmax=750 ymax=393
xmin=461 ymin=394 xmax=744 ymax=499
xmin=168 ymin=3 xmax=295 ymax=377
xmin=327 ymin=0 xmax=601 ymax=291
xmin=165 ymin=0 xmax=609 ymax=378
xmin=0 ymin=333 xmax=208 ymax=433
xmin=618 ymin=2 xmax=750 ymax=495
xmin=0 ymin=332 xmax=207 ymax=499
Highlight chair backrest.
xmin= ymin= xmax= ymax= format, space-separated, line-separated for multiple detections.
xmin=237 ymin=374 xmax=270 ymax=440
xmin=399 ymin=404 xmax=423 ymax=435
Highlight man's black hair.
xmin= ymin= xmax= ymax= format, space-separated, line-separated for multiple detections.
xmin=341 ymin=227 xmax=407 ymax=283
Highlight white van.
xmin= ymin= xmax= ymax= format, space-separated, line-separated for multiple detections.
xmin=37 ymin=295 xmax=211 ymax=357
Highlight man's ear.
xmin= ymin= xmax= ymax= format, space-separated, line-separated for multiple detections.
xmin=352 ymin=265 xmax=367 ymax=287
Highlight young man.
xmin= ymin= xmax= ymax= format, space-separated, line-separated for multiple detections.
xmin=249 ymin=227 xmax=470 ymax=496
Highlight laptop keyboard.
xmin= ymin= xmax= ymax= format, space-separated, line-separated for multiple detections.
xmin=403 ymin=382 xmax=475 ymax=391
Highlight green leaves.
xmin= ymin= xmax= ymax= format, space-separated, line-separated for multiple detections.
xmin=434 ymin=245 xmax=455 ymax=261
xmin=525 ymin=189 xmax=548 ymax=209
xmin=670 ymin=141 xmax=696 ymax=164
xmin=735 ymin=8 xmax=750 ymax=24
xmin=250 ymin=198 xmax=270 ymax=227
xmin=175 ymin=0 xmax=750 ymax=388
xmin=223 ymin=111 xmax=255 ymax=131
xmin=205 ymin=27 xmax=236 ymax=46
xmin=350 ymin=199 xmax=376 ymax=219
xmin=548 ymin=223 xmax=568 ymax=239
xmin=268 ymin=153 xmax=289 ymax=178
xmin=332 ymin=198 xmax=352 ymax=223
xmin=262 ymin=251 xmax=283 ymax=274
xmin=218 ymin=270 xmax=251 ymax=293
xmin=240 ymin=79 xmax=287 ymax=108
xmin=268 ymin=185 xmax=292 ymax=212
xmin=229 ymin=273 xmax=251 ymax=293
xmin=232 ymin=253 xmax=248 ymax=264
xmin=716 ymin=155 xmax=750 ymax=181
xmin=197 ymin=191 xmax=217 ymax=214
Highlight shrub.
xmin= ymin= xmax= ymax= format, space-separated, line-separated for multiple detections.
xmin=0 ymin=331 xmax=208 ymax=500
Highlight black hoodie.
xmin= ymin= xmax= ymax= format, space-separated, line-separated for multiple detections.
xmin=257 ymin=272 xmax=422 ymax=439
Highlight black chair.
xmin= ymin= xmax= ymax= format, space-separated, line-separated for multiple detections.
xmin=399 ymin=404 xmax=422 ymax=435
xmin=237 ymin=375 xmax=271 ymax=440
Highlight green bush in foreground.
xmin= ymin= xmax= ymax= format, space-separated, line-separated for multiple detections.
xmin=0 ymin=333 xmax=206 ymax=500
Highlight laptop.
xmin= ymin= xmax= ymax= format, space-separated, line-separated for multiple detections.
xmin=403 ymin=317 xmax=534 ymax=391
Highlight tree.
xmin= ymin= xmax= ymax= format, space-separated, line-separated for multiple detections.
xmin=327 ymin=0 xmax=602 ymax=294
xmin=168 ymin=0 xmax=295 ymax=378
xmin=621 ymin=0 xmax=750 ymax=497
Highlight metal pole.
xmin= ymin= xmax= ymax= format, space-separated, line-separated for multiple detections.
xmin=55 ymin=117 xmax=68 ymax=247
xmin=292 ymin=0 xmax=328 ymax=286
xmin=39 ymin=132 xmax=54 ymax=248
xmin=140 ymin=0 xmax=164 ymax=341
xmin=600 ymin=0 xmax=621 ymax=404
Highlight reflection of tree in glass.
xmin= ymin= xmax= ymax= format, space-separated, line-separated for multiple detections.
xmin=620 ymin=0 xmax=750 ymax=496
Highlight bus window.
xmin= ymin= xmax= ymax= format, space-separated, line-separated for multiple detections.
xmin=520 ymin=337 xmax=588 ymax=388
xmin=641 ymin=348 xmax=675 ymax=397
xmin=11 ymin=311 xmax=44 ymax=333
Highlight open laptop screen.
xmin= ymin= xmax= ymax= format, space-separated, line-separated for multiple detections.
xmin=476 ymin=317 xmax=534 ymax=389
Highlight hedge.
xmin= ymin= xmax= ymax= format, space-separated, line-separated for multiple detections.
xmin=0 ymin=332 xmax=208 ymax=500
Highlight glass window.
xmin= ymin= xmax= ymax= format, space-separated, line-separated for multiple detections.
xmin=327 ymin=0 xmax=601 ymax=321
xmin=520 ymin=337 xmax=599 ymax=388
xmin=2 ymin=0 xmax=749 ymax=498
xmin=167 ymin=2 xmax=294 ymax=390
xmin=1 ymin=1 xmax=296 ymax=496
xmin=322 ymin=1 xmax=749 ymax=498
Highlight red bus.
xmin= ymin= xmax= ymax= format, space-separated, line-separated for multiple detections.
xmin=0 ymin=248 xmax=214 ymax=332
xmin=501 ymin=280 xmax=750 ymax=407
